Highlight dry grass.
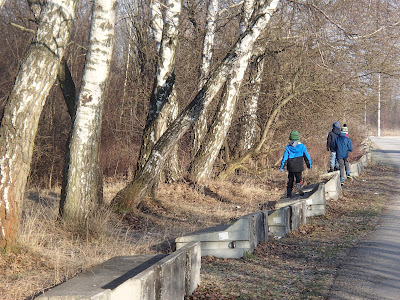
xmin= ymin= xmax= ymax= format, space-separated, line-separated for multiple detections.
xmin=189 ymin=162 xmax=392 ymax=299
xmin=0 ymin=139 xmax=370 ymax=299
xmin=0 ymin=170 xmax=289 ymax=300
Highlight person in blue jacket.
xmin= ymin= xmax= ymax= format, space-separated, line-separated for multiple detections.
xmin=332 ymin=126 xmax=353 ymax=185
xmin=280 ymin=130 xmax=312 ymax=198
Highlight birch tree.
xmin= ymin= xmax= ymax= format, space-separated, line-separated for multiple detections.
xmin=237 ymin=50 xmax=265 ymax=155
xmin=190 ymin=0 xmax=256 ymax=183
xmin=59 ymin=0 xmax=117 ymax=223
xmin=0 ymin=0 xmax=76 ymax=250
xmin=0 ymin=0 xmax=5 ymax=10
xmin=136 ymin=0 xmax=182 ymax=182
xmin=192 ymin=0 xmax=218 ymax=157
xmin=27 ymin=0 xmax=77 ymax=119
xmin=112 ymin=0 xmax=281 ymax=210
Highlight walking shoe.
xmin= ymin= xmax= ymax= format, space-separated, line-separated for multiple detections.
xmin=340 ymin=178 xmax=345 ymax=185
xmin=296 ymin=183 xmax=305 ymax=196
xmin=346 ymin=172 xmax=352 ymax=179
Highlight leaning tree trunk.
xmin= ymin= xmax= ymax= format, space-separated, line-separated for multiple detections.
xmin=136 ymin=0 xmax=182 ymax=181
xmin=112 ymin=0 xmax=281 ymax=211
xmin=237 ymin=53 xmax=265 ymax=155
xmin=190 ymin=0 xmax=256 ymax=183
xmin=60 ymin=0 xmax=117 ymax=223
xmin=0 ymin=0 xmax=76 ymax=250
xmin=27 ymin=1 xmax=77 ymax=119
xmin=192 ymin=0 xmax=218 ymax=157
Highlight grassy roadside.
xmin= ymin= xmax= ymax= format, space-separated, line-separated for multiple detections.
xmin=189 ymin=162 xmax=392 ymax=299
xmin=0 ymin=160 xmax=393 ymax=300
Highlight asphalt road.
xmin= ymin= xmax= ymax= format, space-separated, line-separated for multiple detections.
xmin=328 ymin=136 xmax=400 ymax=300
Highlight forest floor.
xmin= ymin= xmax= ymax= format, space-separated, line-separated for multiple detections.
xmin=0 ymin=159 xmax=391 ymax=300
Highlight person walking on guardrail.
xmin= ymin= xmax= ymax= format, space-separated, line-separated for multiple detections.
xmin=326 ymin=121 xmax=341 ymax=172
xmin=332 ymin=126 xmax=353 ymax=185
xmin=280 ymin=130 xmax=312 ymax=198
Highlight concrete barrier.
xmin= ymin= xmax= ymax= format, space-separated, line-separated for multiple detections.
xmin=322 ymin=172 xmax=342 ymax=200
xmin=36 ymin=146 xmax=372 ymax=298
xmin=37 ymin=241 xmax=201 ymax=300
xmin=360 ymin=154 xmax=369 ymax=167
xmin=289 ymin=200 xmax=306 ymax=231
xmin=305 ymin=183 xmax=326 ymax=217
xmin=175 ymin=212 xmax=268 ymax=259
xmin=350 ymin=162 xmax=362 ymax=177
xmin=268 ymin=206 xmax=290 ymax=238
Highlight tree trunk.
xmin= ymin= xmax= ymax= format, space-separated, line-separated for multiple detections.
xmin=150 ymin=0 xmax=163 ymax=52
xmin=218 ymin=89 xmax=313 ymax=180
xmin=192 ymin=0 xmax=218 ymax=157
xmin=136 ymin=0 xmax=182 ymax=181
xmin=190 ymin=0 xmax=256 ymax=183
xmin=27 ymin=1 xmax=77 ymax=119
xmin=238 ymin=53 xmax=265 ymax=155
xmin=0 ymin=0 xmax=76 ymax=250
xmin=60 ymin=0 xmax=116 ymax=223
xmin=58 ymin=58 xmax=77 ymax=118
xmin=112 ymin=0 xmax=281 ymax=210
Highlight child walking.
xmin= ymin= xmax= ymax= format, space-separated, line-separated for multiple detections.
xmin=280 ymin=130 xmax=312 ymax=198
xmin=332 ymin=126 xmax=353 ymax=185
xmin=326 ymin=121 xmax=341 ymax=172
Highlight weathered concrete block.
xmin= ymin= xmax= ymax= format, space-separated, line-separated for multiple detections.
xmin=324 ymin=173 xmax=341 ymax=200
xmin=290 ymin=201 xmax=303 ymax=231
xmin=36 ymin=255 xmax=167 ymax=300
xmin=111 ymin=268 xmax=156 ymax=300
xmin=154 ymin=250 xmax=186 ymax=300
xmin=180 ymin=242 xmax=201 ymax=296
xmin=268 ymin=206 xmax=290 ymax=238
xmin=360 ymin=154 xmax=368 ymax=166
xmin=175 ymin=212 xmax=267 ymax=259
xmin=305 ymin=183 xmax=326 ymax=217
xmin=350 ymin=162 xmax=360 ymax=177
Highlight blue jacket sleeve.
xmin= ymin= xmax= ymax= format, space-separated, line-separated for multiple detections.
xmin=303 ymin=146 xmax=312 ymax=169
xmin=280 ymin=147 xmax=289 ymax=170
xmin=348 ymin=138 xmax=353 ymax=152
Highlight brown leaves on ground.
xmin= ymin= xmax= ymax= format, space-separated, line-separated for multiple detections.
xmin=189 ymin=163 xmax=393 ymax=299
xmin=1 ymin=162 xmax=394 ymax=300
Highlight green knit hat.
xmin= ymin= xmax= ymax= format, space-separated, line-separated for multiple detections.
xmin=289 ymin=130 xmax=300 ymax=141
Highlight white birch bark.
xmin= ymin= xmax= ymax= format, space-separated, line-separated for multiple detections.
xmin=239 ymin=53 xmax=264 ymax=153
xmin=150 ymin=0 xmax=163 ymax=52
xmin=192 ymin=0 xmax=218 ymax=156
xmin=190 ymin=0 xmax=256 ymax=182
xmin=60 ymin=0 xmax=116 ymax=222
xmin=0 ymin=0 xmax=76 ymax=249
xmin=137 ymin=0 xmax=181 ymax=174
xmin=112 ymin=0 xmax=280 ymax=209
xmin=0 ymin=0 xmax=6 ymax=10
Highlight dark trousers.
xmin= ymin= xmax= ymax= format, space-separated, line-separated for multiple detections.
xmin=287 ymin=171 xmax=303 ymax=197
xmin=338 ymin=158 xmax=350 ymax=181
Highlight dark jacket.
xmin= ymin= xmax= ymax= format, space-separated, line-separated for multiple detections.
xmin=332 ymin=133 xmax=353 ymax=159
xmin=280 ymin=141 xmax=312 ymax=173
xmin=327 ymin=127 xmax=341 ymax=151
